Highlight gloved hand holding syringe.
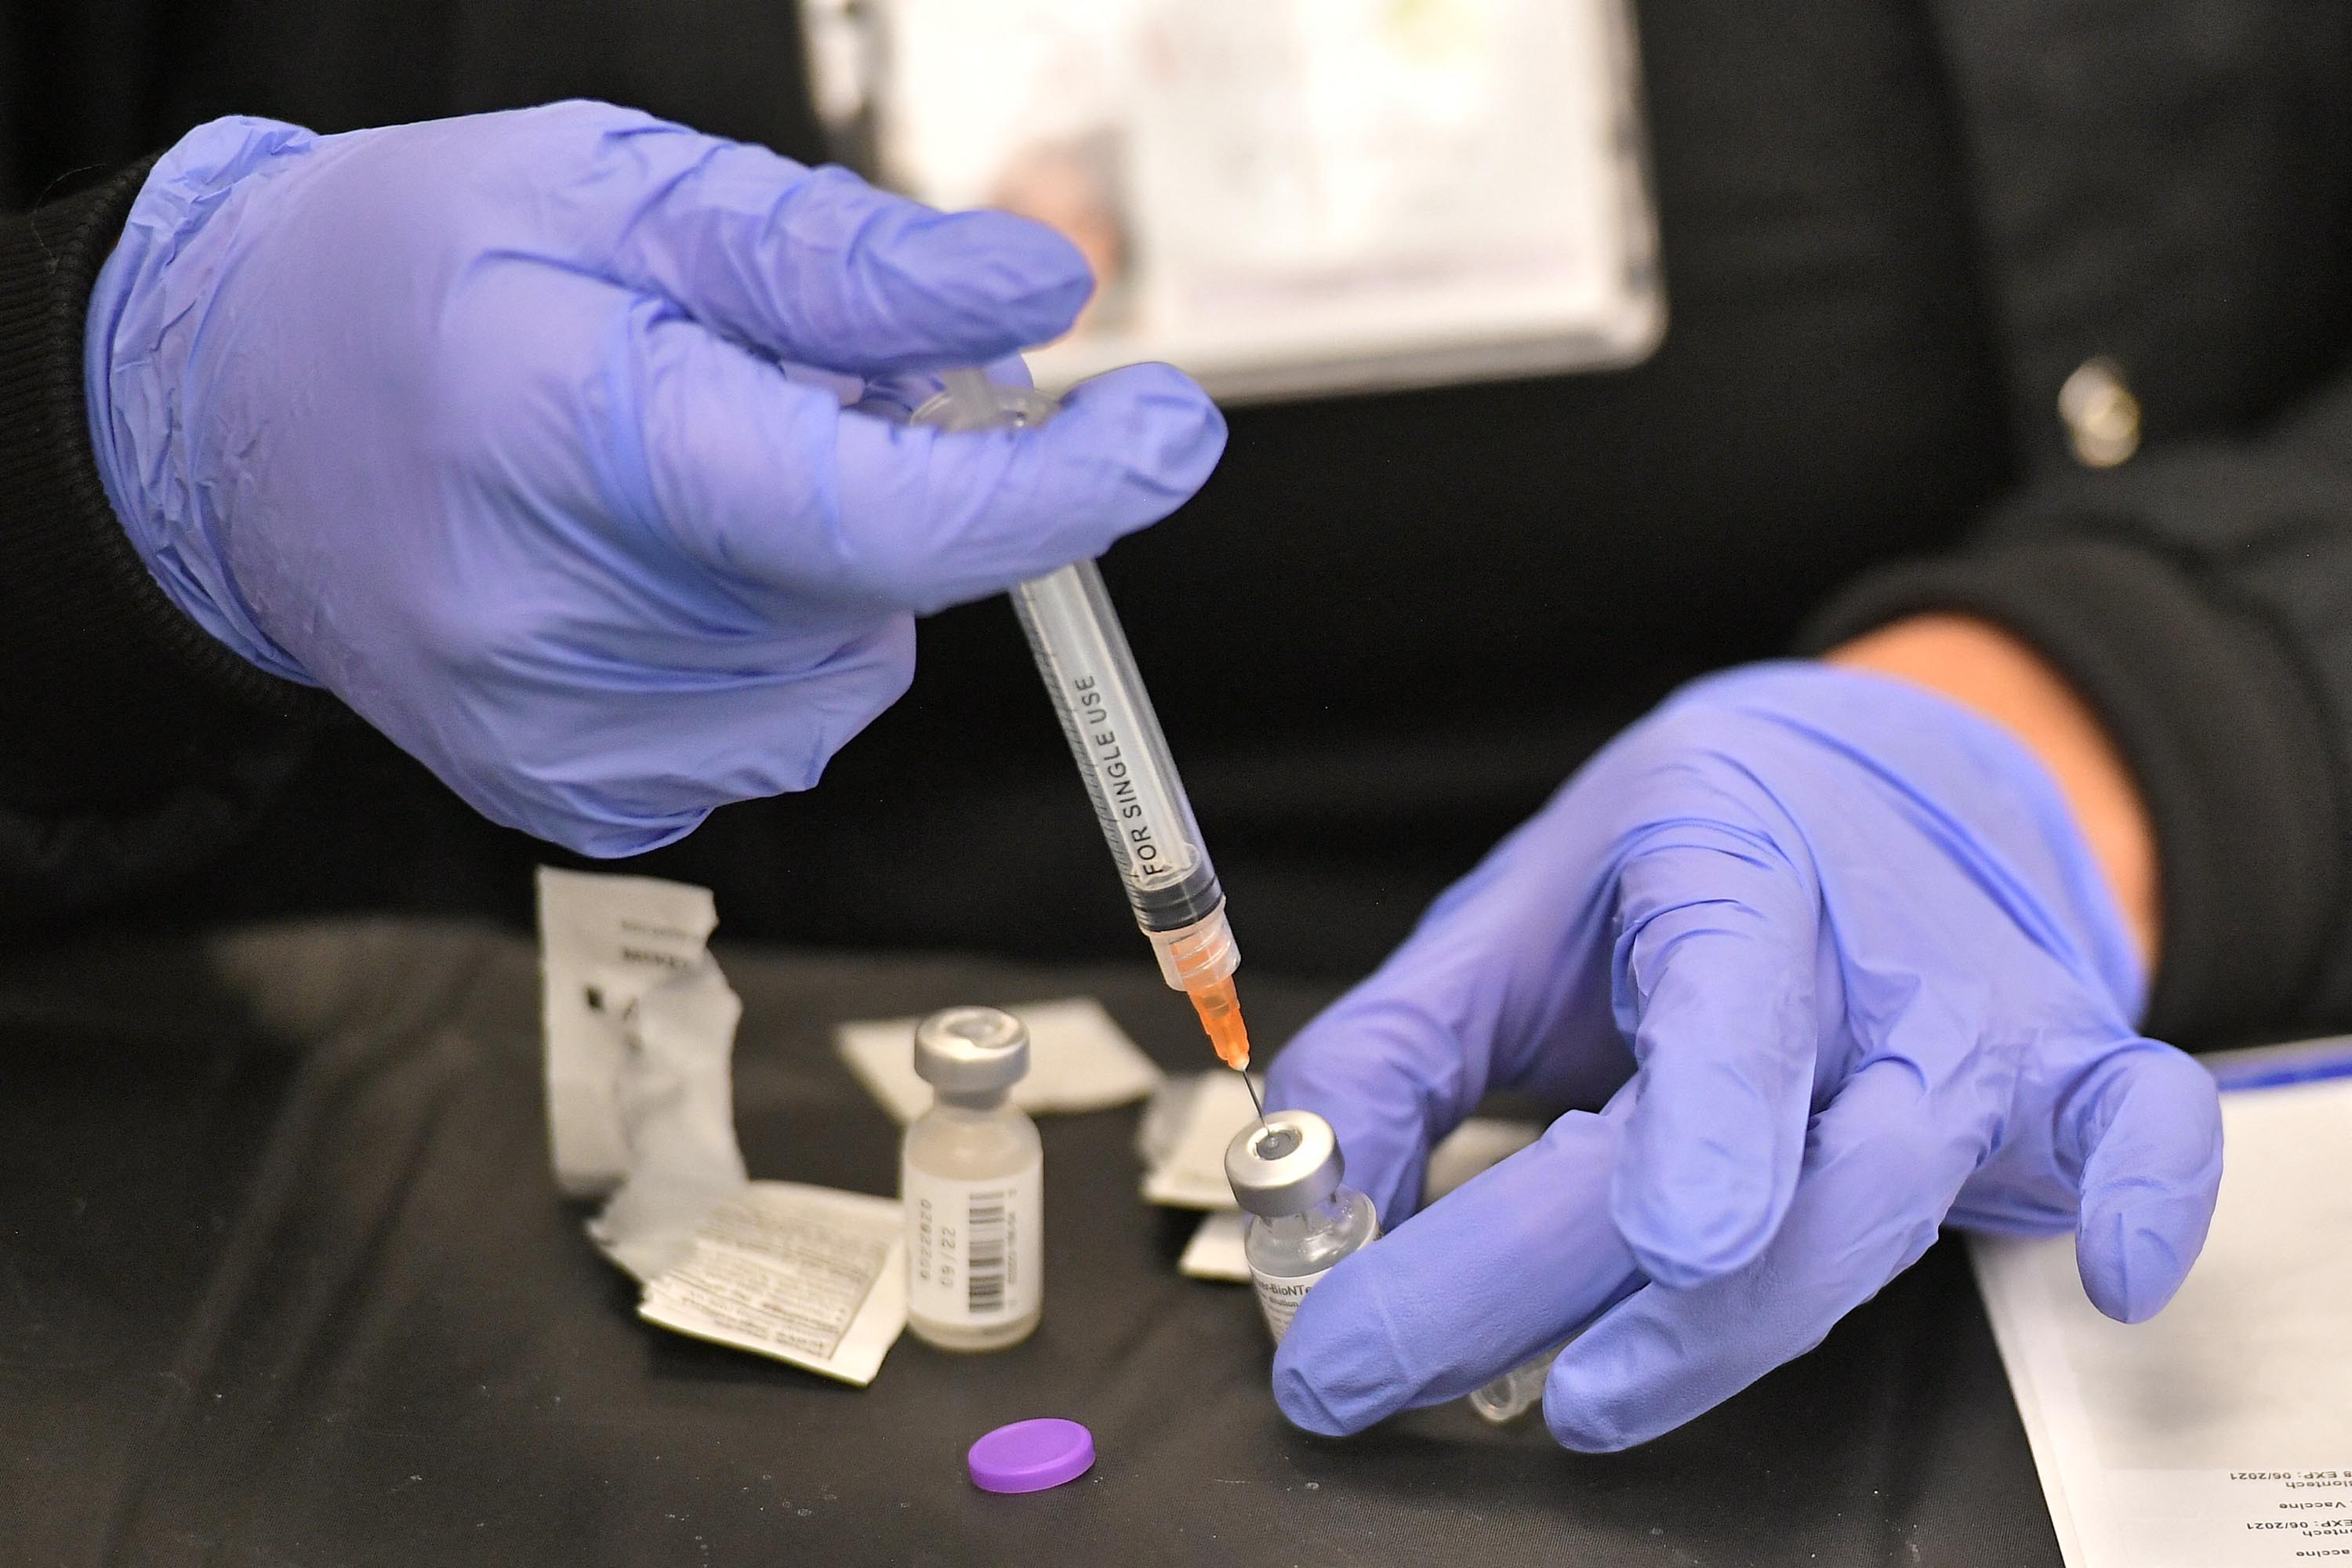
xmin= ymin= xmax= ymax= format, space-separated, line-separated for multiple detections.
xmin=918 ymin=368 xmax=1260 ymax=1098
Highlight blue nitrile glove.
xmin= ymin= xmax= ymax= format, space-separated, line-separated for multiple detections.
xmin=1265 ymin=662 xmax=2224 ymax=1450
xmin=82 ymin=104 xmax=1223 ymax=855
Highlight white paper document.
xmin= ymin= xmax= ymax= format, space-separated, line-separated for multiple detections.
xmin=847 ymin=0 xmax=1661 ymax=401
xmin=1139 ymin=1070 xmax=1272 ymax=1208
xmin=837 ymin=996 xmax=1164 ymax=1124
xmin=1181 ymin=1210 xmax=1253 ymax=1281
xmin=1973 ymin=1060 xmax=2352 ymax=1567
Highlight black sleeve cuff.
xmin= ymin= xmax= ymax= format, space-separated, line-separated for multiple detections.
xmin=0 ymin=161 xmax=346 ymax=922
xmin=0 ymin=159 xmax=345 ymax=736
xmin=0 ymin=154 xmax=348 ymax=738
xmin=1798 ymin=538 xmax=2344 ymax=1047
xmin=1 ymin=159 xmax=348 ymax=747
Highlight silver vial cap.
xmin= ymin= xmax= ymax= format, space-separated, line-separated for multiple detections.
xmin=912 ymin=1006 xmax=1030 ymax=1097
xmin=1225 ymin=1109 xmax=1343 ymax=1218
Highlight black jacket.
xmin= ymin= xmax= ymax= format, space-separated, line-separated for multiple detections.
xmin=2 ymin=0 xmax=2348 ymax=1047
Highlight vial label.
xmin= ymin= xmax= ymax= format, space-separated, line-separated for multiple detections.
xmin=1251 ymin=1265 xmax=1334 ymax=1343
xmin=902 ymin=1165 xmax=1043 ymax=1326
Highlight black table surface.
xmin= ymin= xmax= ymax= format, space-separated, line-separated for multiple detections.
xmin=0 ymin=920 xmax=2063 ymax=1566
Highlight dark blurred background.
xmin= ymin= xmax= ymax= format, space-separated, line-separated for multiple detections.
xmin=2 ymin=0 xmax=2075 ymax=978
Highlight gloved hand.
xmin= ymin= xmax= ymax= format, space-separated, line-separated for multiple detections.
xmin=83 ymin=103 xmax=1223 ymax=855
xmin=1265 ymin=662 xmax=2223 ymax=1450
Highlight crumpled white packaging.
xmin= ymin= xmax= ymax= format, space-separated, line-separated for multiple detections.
xmin=537 ymin=867 xmax=906 ymax=1385
xmin=539 ymin=866 xmax=720 ymax=1198
xmin=583 ymin=959 xmax=748 ymax=1283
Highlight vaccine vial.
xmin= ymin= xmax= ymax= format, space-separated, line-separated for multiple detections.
xmin=1468 ymin=1347 xmax=1564 ymax=1425
xmin=902 ymin=1007 xmax=1044 ymax=1351
xmin=1226 ymin=1108 xmax=1555 ymax=1424
xmin=1224 ymin=1110 xmax=1380 ymax=1341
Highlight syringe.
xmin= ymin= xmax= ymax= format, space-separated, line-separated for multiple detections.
xmin=920 ymin=369 xmax=1258 ymax=1088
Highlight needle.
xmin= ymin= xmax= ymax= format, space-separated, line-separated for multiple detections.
xmin=1240 ymin=1065 xmax=1266 ymax=1132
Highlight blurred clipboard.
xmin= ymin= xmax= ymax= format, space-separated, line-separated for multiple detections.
xmin=800 ymin=0 xmax=1663 ymax=401
xmin=1972 ymin=1041 xmax=2352 ymax=1567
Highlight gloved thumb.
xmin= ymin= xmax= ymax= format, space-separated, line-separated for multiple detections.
xmin=1271 ymin=1109 xmax=1643 ymax=1436
xmin=2065 ymin=1042 xmax=2223 ymax=1323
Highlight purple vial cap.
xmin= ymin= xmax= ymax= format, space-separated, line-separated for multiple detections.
xmin=967 ymin=1418 xmax=1095 ymax=1494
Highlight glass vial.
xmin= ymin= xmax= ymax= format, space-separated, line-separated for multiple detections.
xmin=1468 ymin=1347 xmax=1565 ymax=1425
xmin=902 ymin=1007 xmax=1044 ymax=1351
xmin=1225 ymin=1111 xmax=1380 ymax=1341
xmin=1226 ymin=1109 xmax=1556 ymax=1425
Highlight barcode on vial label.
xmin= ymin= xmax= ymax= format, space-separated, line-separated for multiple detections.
xmin=966 ymin=1199 xmax=1006 ymax=1315
xmin=901 ymin=1163 xmax=1040 ymax=1327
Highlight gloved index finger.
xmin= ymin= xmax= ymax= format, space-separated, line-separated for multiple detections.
xmin=538 ymin=104 xmax=1095 ymax=372
xmin=1606 ymin=814 xmax=1824 ymax=1288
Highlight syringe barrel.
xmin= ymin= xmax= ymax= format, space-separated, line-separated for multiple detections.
xmin=913 ymin=372 xmax=1238 ymax=993
xmin=1011 ymin=560 xmax=1226 ymax=938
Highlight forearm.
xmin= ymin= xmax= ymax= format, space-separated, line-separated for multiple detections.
xmin=1827 ymin=613 xmax=2161 ymax=970
xmin=1799 ymin=514 xmax=2342 ymax=1046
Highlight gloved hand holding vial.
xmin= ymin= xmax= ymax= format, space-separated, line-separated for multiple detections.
xmin=1225 ymin=1109 xmax=1559 ymax=1425
xmin=1265 ymin=664 xmax=2223 ymax=1450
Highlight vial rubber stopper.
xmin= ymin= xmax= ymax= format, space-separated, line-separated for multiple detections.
xmin=913 ymin=1006 xmax=1031 ymax=1097
xmin=967 ymin=1417 xmax=1095 ymax=1494
xmin=1224 ymin=1109 xmax=1344 ymax=1218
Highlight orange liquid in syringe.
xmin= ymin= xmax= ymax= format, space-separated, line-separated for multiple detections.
xmin=1186 ymin=974 xmax=1254 ymax=1070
